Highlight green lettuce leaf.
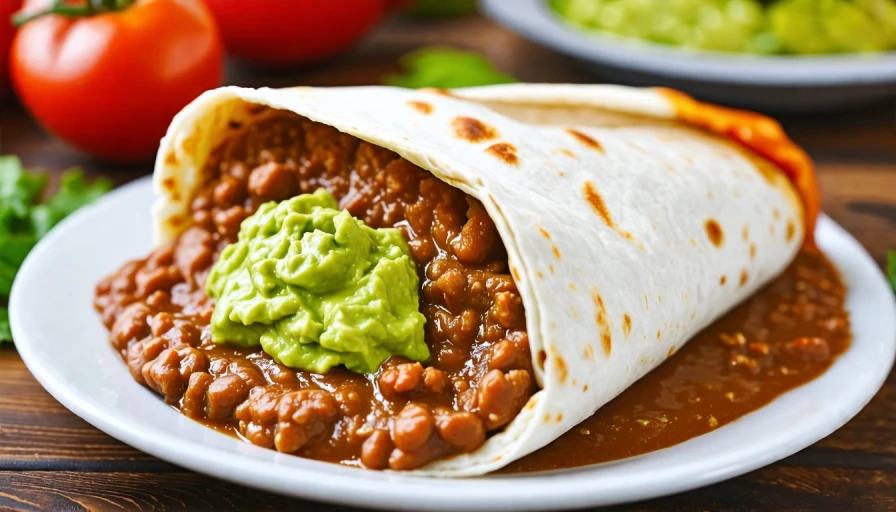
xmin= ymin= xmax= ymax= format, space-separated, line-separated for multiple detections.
xmin=887 ymin=249 xmax=896 ymax=293
xmin=0 ymin=307 xmax=10 ymax=343
xmin=384 ymin=47 xmax=517 ymax=89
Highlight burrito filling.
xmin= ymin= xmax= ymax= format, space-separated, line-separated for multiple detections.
xmin=95 ymin=109 xmax=535 ymax=470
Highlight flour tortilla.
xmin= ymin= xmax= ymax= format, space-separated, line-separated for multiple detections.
xmin=152 ymin=84 xmax=806 ymax=476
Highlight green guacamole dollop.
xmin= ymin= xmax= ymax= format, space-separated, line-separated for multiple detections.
xmin=206 ymin=189 xmax=428 ymax=374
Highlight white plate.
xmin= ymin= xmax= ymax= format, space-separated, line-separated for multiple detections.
xmin=480 ymin=0 xmax=896 ymax=111
xmin=10 ymin=177 xmax=896 ymax=511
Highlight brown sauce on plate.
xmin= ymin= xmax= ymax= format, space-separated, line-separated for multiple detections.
xmin=503 ymin=249 xmax=849 ymax=472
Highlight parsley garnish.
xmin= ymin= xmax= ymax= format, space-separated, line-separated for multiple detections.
xmin=0 ymin=156 xmax=111 ymax=342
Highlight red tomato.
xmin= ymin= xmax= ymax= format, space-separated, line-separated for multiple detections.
xmin=0 ymin=0 xmax=22 ymax=99
xmin=10 ymin=0 xmax=224 ymax=163
xmin=202 ymin=0 xmax=386 ymax=67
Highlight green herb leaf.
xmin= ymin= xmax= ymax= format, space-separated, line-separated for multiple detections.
xmin=0 ymin=157 xmax=111 ymax=343
xmin=0 ymin=307 xmax=10 ymax=343
xmin=384 ymin=47 xmax=517 ymax=89
xmin=40 ymin=170 xmax=112 ymax=235
xmin=887 ymin=249 xmax=896 ymax=293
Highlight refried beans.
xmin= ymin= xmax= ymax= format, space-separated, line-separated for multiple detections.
xmin=94 ymin=109 xmax=534 ymax=470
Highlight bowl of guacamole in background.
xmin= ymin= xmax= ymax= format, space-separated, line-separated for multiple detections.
xmin=480 ymin=0 xmax=896 ymax=110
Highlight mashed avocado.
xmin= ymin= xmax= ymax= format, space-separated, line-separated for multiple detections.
xmin=551 ymin=0 xmax=896 ymax=55
xmin=206 ymin=189 xmax=428 ymax=374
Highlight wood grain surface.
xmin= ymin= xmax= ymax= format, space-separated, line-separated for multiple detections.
xmin=1 ymin=13 xmax=894 ymax=512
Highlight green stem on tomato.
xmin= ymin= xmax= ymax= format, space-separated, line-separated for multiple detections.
xmin=12 ymin=0 xmax=135 ymax=27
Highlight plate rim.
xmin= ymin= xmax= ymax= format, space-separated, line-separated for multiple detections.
xmin=480 ymin=0 xmax=896 ymax=87
xmin=10 ymin=176 xmax=896 ymax=511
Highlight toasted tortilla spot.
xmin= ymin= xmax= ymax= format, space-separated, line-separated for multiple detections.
xmin=591 ymin=288 xmax=612 ymax=357
xmin=583 ymin=181 xmax=637 ymax=244
xmin=656 ymin=330 xmax=661 ymax=340
xmin=423 ymin=87 xmax=455 ymax=97
xmin=552 ymin=245 xmax=561 ymax=259
xmin=668 ymin=346 xmax=676 ymax=357
xmin=583 ymin=384 xmax=589 ymax=392
xmin=536 ymin=270 xmax=544 ymax=279
xmin=720 ymin=275 xmax=727 ymax=285
xmin=538 ymin=227 xmax=551 ymax=240
xmin=181 ymin=130 xmax=200 ymax=155
xmin=525 ymin=400 xmax=537 ymax=411
xmin=740 ymin=269 xmax=749 ymax=286
xmin=773 ymin=208 xmax=781 ymax=220
xmin=705 ymin=219 xmax=724 ymax=247
xmin=569 ymin=282 xmax=577 ymax=292
xmin=407 ymin=101 xmax=433 ymax=114
xmin=544 ymin=413 xmax=552 ymax=422
xmin=583 ymin=344 xmax=594 ymax=361
xmin=537 ymin=349 xmax=547 ymax=370
xmin=750 ymin=244 xmax=757 ymax=259
xmin=556 ymin=148 xmax=575 ymax=158
xmin=689 ymin=238 xmax=697 ymax=246
xmin=622 ymin=314 xmax=632 ymax=338
xmin=549 ymin=265 xmax=555 ymax=275
xmin=555 ymin=356 xmax=568 ymax=383
xmin=566 ymin=128 xmax=604 ymax=152
xmin=786 ymin=220 xmax=796 ymax=242
xmin=743 ymin=225 xmax=750 ymax=240
xmin=556 ymin=413 xmax=563 ymax=423
xmin=161 ymin=177 xmax=177 ymax=191
xmin=510 ymin=266 xmax=520 ymax=281
xmin=164 ymin=152 xmax=178 ymax=166
xmin=452 ymin=116 xmax=498 ymax=143
xmin=485 ymin=142 xmax=518 ymax=165
xmin=168 ymin=214 xmax=185 ymax=227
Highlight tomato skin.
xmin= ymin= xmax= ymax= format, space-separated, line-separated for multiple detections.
xmin=1 ymin=0 xmax=22 ymax=99
xmin=202 ymin=0 xmax=385 ymax=67
xmin=10 ymin=0 xmax=224 ymax=163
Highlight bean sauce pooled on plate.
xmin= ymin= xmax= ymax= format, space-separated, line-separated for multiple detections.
xmin=504 ymin=248 xmax=850 ymax=472
xmin=94 ymin=109 xmax=534 ymax=470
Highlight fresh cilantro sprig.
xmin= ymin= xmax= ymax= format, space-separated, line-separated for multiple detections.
xmin=0 ymin=156 xmax=111 ymax=342
xmin=384 ymin=47 xmax=517 ymax=89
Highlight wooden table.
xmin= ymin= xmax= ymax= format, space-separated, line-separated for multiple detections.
xmin=1 ymin=14 xmax=895 ymax=511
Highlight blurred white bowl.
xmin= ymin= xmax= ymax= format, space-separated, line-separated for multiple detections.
xmin=481 ymin=0 xmax=896 ymax=111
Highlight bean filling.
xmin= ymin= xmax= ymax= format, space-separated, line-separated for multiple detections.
xmin=94 ymin=109 xmax=535 ymax=470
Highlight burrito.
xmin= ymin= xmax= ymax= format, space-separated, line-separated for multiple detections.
xmin=94 ymin=84 xmax=817 ymax=476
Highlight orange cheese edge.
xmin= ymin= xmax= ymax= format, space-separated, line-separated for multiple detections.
xmin=659 ymin=88 xmax=820 ymax=246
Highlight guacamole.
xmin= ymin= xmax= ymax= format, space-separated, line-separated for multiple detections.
xmin=551 ymin=0 xmax=896 ymax=55
xmin=206 ymin=189 xmax=428 ymax=374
